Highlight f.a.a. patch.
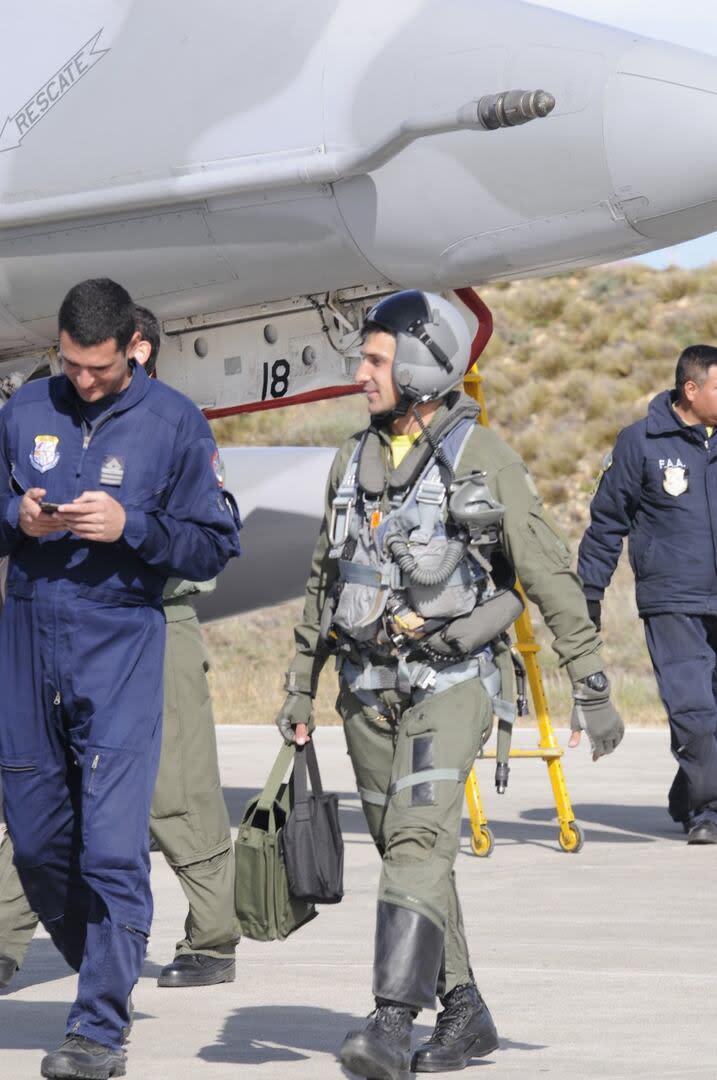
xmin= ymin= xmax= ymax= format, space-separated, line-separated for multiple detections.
xmin=30 ymin=434 xmax=60 ymax=473
xmin=662 ymin=464 xmax=688 ymax=497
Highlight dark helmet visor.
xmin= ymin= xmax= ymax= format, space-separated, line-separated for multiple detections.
xmin=365 ymin=290 xmax=430 ymax=336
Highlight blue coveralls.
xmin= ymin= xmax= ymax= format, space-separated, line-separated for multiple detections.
xmin=0 ymin=364 xmax=240 ymax=1047
xmin=578 ymin=389 xmax=717 ymax=827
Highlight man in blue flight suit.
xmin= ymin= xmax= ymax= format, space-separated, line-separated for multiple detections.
xmin=0 ymin=278 xmax=241 ymax=1079
xmin=579 ymin=344 xmax=717 ymax=845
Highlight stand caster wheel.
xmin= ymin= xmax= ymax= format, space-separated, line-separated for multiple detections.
xmin=470 ymin=825 xmax=495 ymax=857
xmin=558 ymin=821 xmax=584 ymax=853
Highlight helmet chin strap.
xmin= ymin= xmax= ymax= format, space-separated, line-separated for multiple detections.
xmin=374 ymin=393 xmax=414 ymax=424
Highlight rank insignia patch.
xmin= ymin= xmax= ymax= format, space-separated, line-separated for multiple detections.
xmin=663 ymin=464 xmax=688 ymax=497
xmin=100 ymin=455 xmax=125 ymax=486
xmin=30 ymin=435 xmax=60 ymax=473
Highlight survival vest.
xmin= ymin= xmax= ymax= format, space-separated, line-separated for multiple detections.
xmin=323 ymin=399 xmax=521 ymax=677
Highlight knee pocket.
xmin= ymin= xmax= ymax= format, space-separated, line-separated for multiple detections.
xmin=384 ymin=826 xmax=438 ymax=864
xmin=82 ymin=747 xmax=150 ymax=871
xmin=390 ymin=697 xmax=481 ymax=812
xmin=0 ymin=768 xmax=55 ymax=867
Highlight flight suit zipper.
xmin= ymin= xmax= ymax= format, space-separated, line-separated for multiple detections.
xmin=75 ymin=406 xmax=119 ymax=497
xmin=87 ymin=753 xmax=100 ymax=795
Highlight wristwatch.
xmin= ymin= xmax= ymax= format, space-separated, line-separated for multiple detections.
xmin=583 ymin=671 xmax=609 ymax=693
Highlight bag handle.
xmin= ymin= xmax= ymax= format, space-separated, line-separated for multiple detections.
xmin=255 ymin=742 xmax=295 ymax=813
xmin=293 ymin=740 xmax=324 ymax=806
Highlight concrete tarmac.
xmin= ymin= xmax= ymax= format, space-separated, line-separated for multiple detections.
xmin=2 ymin=725 xmax=717 ymax=1080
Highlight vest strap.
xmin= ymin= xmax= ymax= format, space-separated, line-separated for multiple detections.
xmin=389 ymin=767 xmax=467 ymax=797
xmin=359 ymin=787 xmax=389 ymax=807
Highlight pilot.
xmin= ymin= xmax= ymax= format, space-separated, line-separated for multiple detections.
xmin=0 ymin=279 xmax=240 ymax=1080
xmin=0 ymin=307 xmax=241 ymax=994
xmin=275 ymin=289 xmax=624 ymax=1080
xmin=579 ymin=344 xmax=717 ymax=845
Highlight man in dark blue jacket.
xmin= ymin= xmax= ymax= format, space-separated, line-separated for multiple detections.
xmin=579 ymin=344 xmax=717 ymax=845
xmin=0 ymin=279 xmax=241 ymax=1079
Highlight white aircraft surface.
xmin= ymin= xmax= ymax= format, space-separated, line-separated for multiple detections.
xmin=2 ymin=0 xmax=716 ymax=613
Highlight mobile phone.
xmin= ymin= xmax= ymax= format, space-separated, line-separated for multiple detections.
xmin=39 ymin=501 xmax=60 ymax=514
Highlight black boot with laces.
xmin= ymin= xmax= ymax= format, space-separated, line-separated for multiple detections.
xmin=411 ymin=981 xmax=498 ymax=1072
xmin=40 ymin=1035 xmax=126 ymax=1079
xmin=339 ymin=1000 xmax=414 ymax=1080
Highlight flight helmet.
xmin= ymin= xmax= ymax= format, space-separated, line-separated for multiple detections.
xmin=363 ymin=290 xmax=472 ymax=405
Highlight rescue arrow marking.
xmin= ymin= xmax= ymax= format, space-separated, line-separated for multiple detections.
xmin=0 ymin=30 xmax=109 ymax=154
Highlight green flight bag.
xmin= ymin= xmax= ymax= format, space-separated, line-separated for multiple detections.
xmin=234 ymin=741 xmax=317 ymax=941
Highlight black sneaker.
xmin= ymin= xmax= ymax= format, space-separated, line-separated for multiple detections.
xmin=157 ymin=952 xmax=235 ymax=987
xmin=339 ymin=1002 xmax=414 ymax=1080
xmin=411 ymin=981 xmax=498 ymax=1072
xmin=40 ymin=1035 xmax=126 ymax=1079
xmin=687 ymin=819 xmax=717 ymax=845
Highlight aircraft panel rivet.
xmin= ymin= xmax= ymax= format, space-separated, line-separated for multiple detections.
xmin=194 ymin=337 xmax=209 ymax=358
xmin=264 ymin=324 xmax=278 ymax=344
xmin=302 ymin=346 xmax=316 ymax=366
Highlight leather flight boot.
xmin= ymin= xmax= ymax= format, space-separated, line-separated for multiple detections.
xmin=340 ymin=1001 xmax=414 ymax=1080
xmin=157 ymin=952 xmax=235 ymax=987
xmin=0 ymin=954 xmax=17 ymax=986
xmin=411 ymin=981 xmax=498 ymax=1072
xmin=40 ymin=1035 xmax=126 ymax=1079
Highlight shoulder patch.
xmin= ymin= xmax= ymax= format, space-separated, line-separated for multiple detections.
xmin=211 ymin=448 xmax=225 ymax=488
xmin=592 ymin=450 xmax=613 ymax=494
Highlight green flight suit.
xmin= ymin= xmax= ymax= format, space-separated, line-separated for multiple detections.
xmin=286 ymin=392 xmax=603 ymax=1009
xmin=0 ymin=579 xmax=239 ymax=972
xmin=152 ymin=583 xmax=240 ymax=959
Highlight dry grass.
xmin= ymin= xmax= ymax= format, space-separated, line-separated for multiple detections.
xmin=205 ymin=263 xmax=717 ymax=730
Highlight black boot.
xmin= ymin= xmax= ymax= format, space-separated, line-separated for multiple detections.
xmin=40 ymin=1035 xmax=126 ymax=1079
xmin=157 ymin=952 xmax=235 ymax=987
xmin=340 ymin=1001 xmax=414 ymax=1080
xmin=411 ymin=981 xmax=498 ymax=1072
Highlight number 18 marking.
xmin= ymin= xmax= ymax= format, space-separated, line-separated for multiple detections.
xmin=261 ymin=359 xmax=290 ymax=399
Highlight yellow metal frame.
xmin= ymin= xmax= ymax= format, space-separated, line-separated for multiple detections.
xmin=462 ymin=366 xmax=583 ymax=855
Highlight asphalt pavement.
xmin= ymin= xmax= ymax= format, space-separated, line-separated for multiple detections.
xmin=2 ymin=725 xmax=716 ymax=1080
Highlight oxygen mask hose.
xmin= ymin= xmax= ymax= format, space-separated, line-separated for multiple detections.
xmin=386 ymin=532 xmax=466 ymax=586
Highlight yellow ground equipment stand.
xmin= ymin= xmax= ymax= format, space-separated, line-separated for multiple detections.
xmin=455 ymin=288 xmax=584 ymax=857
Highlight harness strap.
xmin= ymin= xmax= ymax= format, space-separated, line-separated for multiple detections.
xmin=329 ymin=442 xmax=363 ymax=556
xmin=337 ymin=559 xmax=467 ymax=591
xmin=413 ymin=465 xmax=447 ymax=544
xmin=338 ymin=560 xmax=401 ymax=589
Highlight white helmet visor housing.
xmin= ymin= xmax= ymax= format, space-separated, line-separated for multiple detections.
xmin=364 ymin=290 xmax=472 ymax=404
